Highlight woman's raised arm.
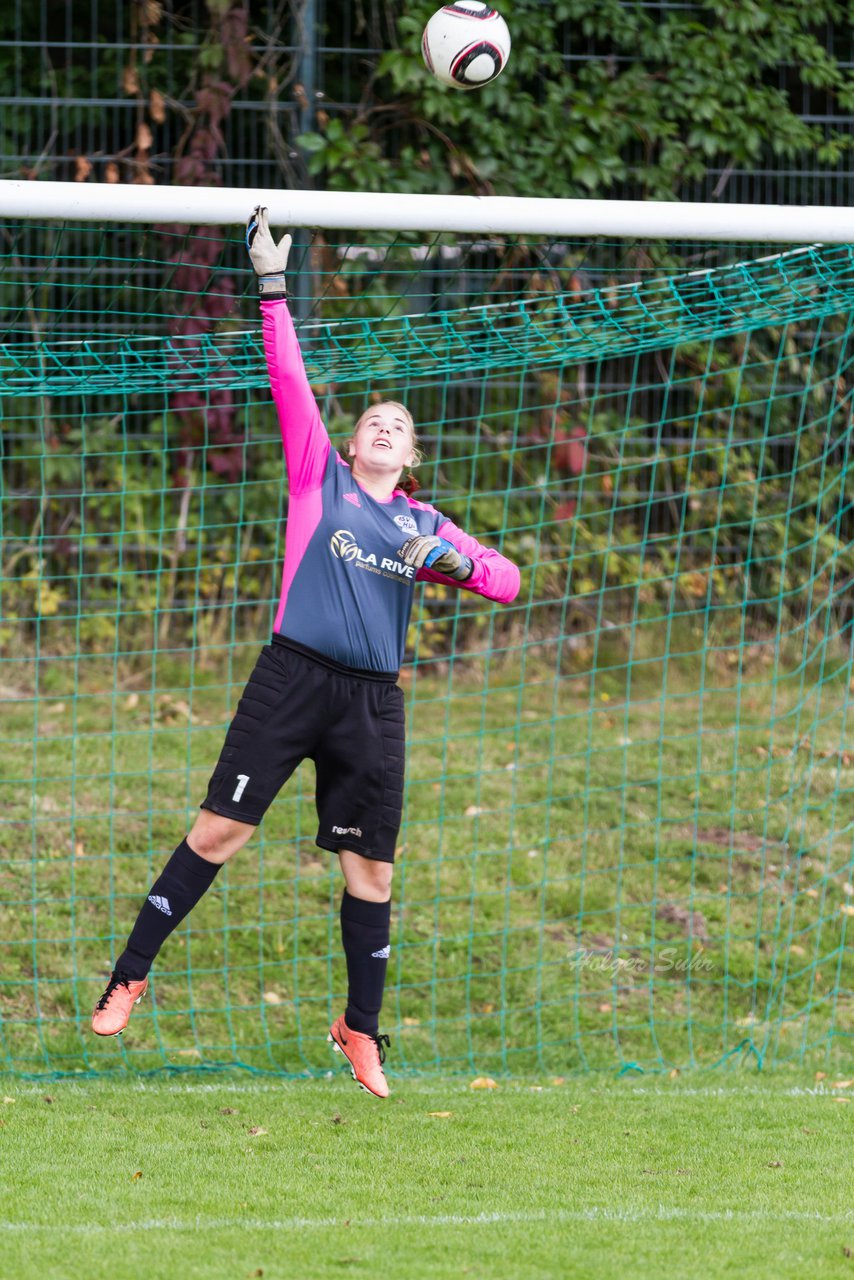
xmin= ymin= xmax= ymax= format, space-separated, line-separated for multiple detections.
xmin=261 ymin=298 xmax=330 ymax=495
xmin=248 ymin=207 xmax=330 ymax=495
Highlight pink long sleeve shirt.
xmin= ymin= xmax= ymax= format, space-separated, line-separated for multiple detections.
xmin=264 ymin=298 xmax=520 ymax=673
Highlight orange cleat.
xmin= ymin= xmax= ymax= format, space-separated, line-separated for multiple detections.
xmin=91 ymin=972 xmax=148 ymax=1037
xmin=328 ymin=1015 xmax=390 ymax=1098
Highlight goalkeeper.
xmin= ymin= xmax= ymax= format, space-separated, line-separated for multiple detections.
xmin=92 ymin=209 xmax=521 ymax=1097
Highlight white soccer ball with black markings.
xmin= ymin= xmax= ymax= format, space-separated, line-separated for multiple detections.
xmin=421 ymin=3 xmax=511 ymax=91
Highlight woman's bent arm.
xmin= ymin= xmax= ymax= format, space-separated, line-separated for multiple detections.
xmin=417 ymin=517 xmax=521 ymax=604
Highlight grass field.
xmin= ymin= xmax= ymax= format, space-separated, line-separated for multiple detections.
xmin=2 ymin=1073 xmax=853 ymax=1279
xmin=1 ymin=635 xmax=852 ymax=1077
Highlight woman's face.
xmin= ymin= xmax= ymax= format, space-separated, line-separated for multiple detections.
xmin=348 ymin=403 xmax=415 ymax=477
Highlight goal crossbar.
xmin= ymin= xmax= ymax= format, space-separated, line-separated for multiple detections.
xmin=1 ymin=179 xmax=853 ymax=241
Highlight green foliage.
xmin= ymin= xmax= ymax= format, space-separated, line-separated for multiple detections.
xmin=300 ymin=0 xmax=854 ymax=199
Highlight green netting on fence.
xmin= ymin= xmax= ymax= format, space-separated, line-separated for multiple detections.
xmin=0 ymin=222 xmax=852 ymax=1079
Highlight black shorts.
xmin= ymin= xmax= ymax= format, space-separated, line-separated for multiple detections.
xmin=200 ymin=637 xmax=406 ymax=863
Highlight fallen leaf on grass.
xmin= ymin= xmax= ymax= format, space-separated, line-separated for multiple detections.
xmin=842 ymin=1246 xmax=852 ymax=1259
xmin=402 ymin=1017 xmax=421 ymax=1027
xmin=767 ymin=1160 xmax=783 ymax=1168
xmin=132 ymin=1170 xmax=143 ymax=1181
xmin=42 ymin=1096 xmax=53 ymax=1105
xmin=841 ymin=904 xmax=854 ymax=917
xmin=220 ymin=1107 xmax=239 ymax=1115
xmin=832 ymin=1097 xmax=851 ymax=1105
xmin=551 ymin=1076 xmax=566 ymax=1087
xmin=831 ymin=1080 xmax=854 ymax=1089
xmin=669 ymin=1068 xmax=680 ymax=1080
xmin=469 ymin=1077 xmax=498 ymax=1090
xmin=331 ymin=1113 xmax=345 ymax=1126
xmin=247 ymin=1126 xmax=269 ymax=1137
xmin=427 ymin=1111 xmax=454 ymax=1117
xmin=464 ymin=805 xmax=483 ymax=818
xmin=2 ymin=1097 xmax=15 ymax=1105
xmin=815 ymin=1071 xmax=827 ymax=1082
xmin=176 ymin=1048 xmax=201 ymax=1059
xmin=262 ymin=991 xmax=285 ymax=1005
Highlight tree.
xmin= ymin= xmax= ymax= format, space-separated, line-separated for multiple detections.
xmin=298 ymin=0 xmax=854 ymax=201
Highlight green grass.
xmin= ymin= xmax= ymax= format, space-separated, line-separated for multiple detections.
xmin=2 ymin=1074 xmax=853 ymax=1280
xmin=1 ymin=633 xmax=852 ymax=1077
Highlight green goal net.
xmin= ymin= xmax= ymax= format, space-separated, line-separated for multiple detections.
xmin=1 ymin=215 xmax=852 ymax=1078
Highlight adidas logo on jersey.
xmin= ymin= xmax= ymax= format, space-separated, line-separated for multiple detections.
xmin=148 ymin=894 xmax=172 ymax=916
xmin=371 ymin=945 xmax=391 ymax=959
xmin=343 ymin=491 xmax=361 ymax=507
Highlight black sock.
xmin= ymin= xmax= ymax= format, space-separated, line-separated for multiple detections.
xmin=340 ymin=890 xmax=391 ymax=1036
xmin=114 ymin=838 xmax=222 ymax=980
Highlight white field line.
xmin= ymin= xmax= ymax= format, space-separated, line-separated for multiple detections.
xmin=6 ymin=1081 xmax=845 ymax=1100
xmin=2 ymin=1208 xmax=853 ymax=1234
xmin=60 ymin=1082 xmax=854 ymax=1097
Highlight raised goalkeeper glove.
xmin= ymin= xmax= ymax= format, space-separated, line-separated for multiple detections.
xmin=398 ymin=535 xmax=473 ymax=582
xmin=246 ymin=206 xmax=292 ymax=297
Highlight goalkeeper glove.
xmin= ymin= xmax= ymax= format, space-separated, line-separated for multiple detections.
xmin=246 ymin=206 xmax=292 ymax=297
xmin=398 ymin=535 xmax=473 ymax=582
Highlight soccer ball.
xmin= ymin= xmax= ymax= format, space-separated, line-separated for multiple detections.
xmin=421 ymin=3 xmax=511 ymax=91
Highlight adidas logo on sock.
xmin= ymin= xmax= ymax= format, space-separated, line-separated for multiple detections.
xmin=148 ymin=894 xmax=172 ymax=916
xmin=371 ymin=945 xmax=391 ymax=959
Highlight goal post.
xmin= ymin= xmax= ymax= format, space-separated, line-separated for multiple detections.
xmin=1 ymin=182 xmax=852 ymax=1079
xmin=2 ymin=178 xmax=854 ymax=239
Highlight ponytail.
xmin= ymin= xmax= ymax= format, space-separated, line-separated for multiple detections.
xmin=399 ymin=471 xmax=420 ymax=497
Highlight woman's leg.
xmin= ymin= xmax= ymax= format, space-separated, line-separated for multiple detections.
xmin=337 ymin=849 xmax=393 ymax=1036
xmin=328 ymin=850 xmax=394 ymax=1096
xmin=186 ymin=810 xmax=258 ymax=865
xmin=338 ymin=848 xmax=393 ymax=903
xmin=114 ymin=812 xmax=255 ymax=978
xmin=92 ymin=813 xmax=254 ymax=1035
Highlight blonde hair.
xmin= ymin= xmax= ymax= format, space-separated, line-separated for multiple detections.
xmin=346 ymin=401 xmax=424 ymax=491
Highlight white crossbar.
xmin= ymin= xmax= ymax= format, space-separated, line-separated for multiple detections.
xmin=0 ymin=179 xmax=852 ymax=242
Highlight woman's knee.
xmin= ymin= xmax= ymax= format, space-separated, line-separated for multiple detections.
xmin=187 ymin=810 xmax=256 ymax=864
xmin=338 ymin=848 xmax=393 ymax=901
